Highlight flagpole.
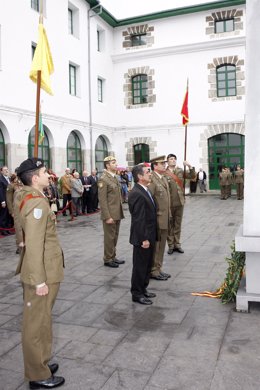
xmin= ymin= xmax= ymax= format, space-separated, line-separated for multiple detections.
xmin=33 ymin=3 xmax=43 ymax=158
xmin=34 ymin=70 xmax=41 ymax=158
xmin=182 ymin=78 xmax=189 ymax=196
xmin=183 ymin=124 xmax=188 ymax=196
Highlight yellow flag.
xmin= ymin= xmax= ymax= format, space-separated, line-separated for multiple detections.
xmin=30 ymin=23 xmax=54 ymax=95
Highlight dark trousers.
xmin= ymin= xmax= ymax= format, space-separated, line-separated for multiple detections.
xmin=131 ymin=244 xmax=154 ymax=298
xmin=90 ymin=191 xmax=98 ymax=211
xmin=71 ymin=197 xmax=81 ymax=216
xmin=82 ymin=191 xmax=91 ymax=213
xmin=62 ymin=194 xmax=72 ymax=215
xmin=0 ymin=206 xmax=13 ymax=231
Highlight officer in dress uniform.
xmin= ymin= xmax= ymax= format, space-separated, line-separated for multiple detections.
xmin=98 ymin=156 xmax=125 ymax=268
xmin=148 ymin=156 xmax=171 ymax=281
xmin=165 ymin=154 xmax=195 ymax=254
xmin=234 ymin=165 xmax=244 ymax=200
xmin=219 ymin=167 xmax=229 ymax=200
xmin=16 ymin=158 xmax=65 ymax=389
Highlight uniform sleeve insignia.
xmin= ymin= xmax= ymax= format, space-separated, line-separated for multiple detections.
xmin=33 ymin=208 xmax=43 ymax=219
xmin=98 ymin=182 xmax=103 ymax=188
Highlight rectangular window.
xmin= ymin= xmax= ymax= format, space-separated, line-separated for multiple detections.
xmin=31 ymin=0 xmax=39 ymax=12
xmin=217 ymin=65 xmax=236 ymax=97
xmin=68 ymin=8 xmax=73 ymax=35
xmin=131 ymin=34 xmax=147 ymax=47
xmin=68 ymin=3 xmax=79 ymax=38
xmin=69 ymin=64 xmax=77 ymax=96
xmin=97 ymin=30 xmax=100 ymax=51
xmin=132 ymin=75 xmax=148 ymax=104
xmin=97 ymin=27 xmax=105 ymax=51
xmin=98 ymin=78 xmax=103 ymax=102
xmin=215 ymin=19 xmax=234 ymax=33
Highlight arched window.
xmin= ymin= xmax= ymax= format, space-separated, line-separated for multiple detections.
xmin=95 ymin=136 xmax=108 ymax=174
xmin=134 ymin=144 xmax=150 ymax=164
xmin=67 ymin=131 xmax=82 ymax=173
xmin=28 ymin=128 xmax=50 ymax=168
xmin=132 ymin=74 xmax=148 ymax=104
xmin=0 ymin=129 xmax=5 ymax=167
xmin=216 ymin=64 xmax=236 ymax=97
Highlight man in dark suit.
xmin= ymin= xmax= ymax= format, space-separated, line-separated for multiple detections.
xmin=80 ymin=170 xmax=91 ymax=214
xmin=128 ymin=164 xmax=157 ymax=305
xmin=0 ymin=166 xmax=13 ymax=236
xmin=88 ymin=170 xmax=98 ymax=212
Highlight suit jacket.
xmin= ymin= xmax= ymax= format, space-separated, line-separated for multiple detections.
xmin=98 ymin=170 xmax=124 ymax=221
xmin=148 ymin=172 xmax=171 ymax=230
xmin=165 ymin=166 xmax=195 ymax=207
xmin=60 ymin=174 xmax=71 ymax=195
xmin=128 ymin=184 xmax=157 ymax=246
xmin=80 ymin=176 xmax=91 ymax=194
xmin=71 ymin=178 xmax=83 ymax=198
xmin=88 ymin=175 xmax=98 ymax=195
xmin=15 ymin=186 xmax=64 ymax=286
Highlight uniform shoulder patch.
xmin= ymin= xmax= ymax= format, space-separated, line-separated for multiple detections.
xmin=33 ymin=208 xmax=43 ymax=219
xmin=98 ymin=182 xmax=103 ymax=188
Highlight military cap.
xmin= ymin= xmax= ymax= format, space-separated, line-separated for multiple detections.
xmin=104 ymin=155 xmax=116 ymax=162
xmin=167 ymin=154 xmax=177 ymax=160
xmin=150 ymin=155 xmax=167 ymax=164
xmin=17 ymin=158 xmax=44 ymax=176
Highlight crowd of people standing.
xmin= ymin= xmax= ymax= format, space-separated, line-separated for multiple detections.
xmin=0 ymin=156 xmax=245 ymax=388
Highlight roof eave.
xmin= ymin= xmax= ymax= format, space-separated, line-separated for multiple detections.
xmin=85 ymin=0 xmax=246 ymax=28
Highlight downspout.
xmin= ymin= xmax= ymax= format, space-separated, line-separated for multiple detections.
xmin=87 ymin=2 xmax=102 ymax=171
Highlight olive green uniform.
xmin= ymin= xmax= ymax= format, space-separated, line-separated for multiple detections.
xmin=149 ymin=172 xmax=171 ymax=276
xmin=219 ymin=171 xmax=229 ymax=200
xmin=226 ymin=170 xmax=233 ymax=197
xmin=234 ymin=170 xmax=244 ymax=199
xmin=6 ymin=182 xmax=23 ymax=246
xmin=16 ymin=186 xmax=64 ymax=381
xmin=98 ymin=171 xmax=124 ymax=263
xmin=165 ymin=166 xmax=195 ymax=250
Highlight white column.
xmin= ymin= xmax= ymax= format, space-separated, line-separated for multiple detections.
xmin=235 ymin=0 xmax=260 ymax=310
xmin=243 ymin=0 xmax=260 ymax=236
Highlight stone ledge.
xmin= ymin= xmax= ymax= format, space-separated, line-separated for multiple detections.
xmin=235 ymin=224 xmax=260 ymax=252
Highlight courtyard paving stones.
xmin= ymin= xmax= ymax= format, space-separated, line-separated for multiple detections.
xmin=1 ymin=195 xmax=259 ymax=390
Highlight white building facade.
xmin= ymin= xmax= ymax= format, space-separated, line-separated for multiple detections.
xmin=0 ymin=0 xmax=246 ymax=189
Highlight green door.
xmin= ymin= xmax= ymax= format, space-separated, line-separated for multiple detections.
xmin=208 ymin=133 xmax=244 ymax=190
xmin=134 ymin=143 xmax=150 ymax=164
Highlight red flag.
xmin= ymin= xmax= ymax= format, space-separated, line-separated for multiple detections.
xmin=181 ymin=85 xmax=189 ymax=126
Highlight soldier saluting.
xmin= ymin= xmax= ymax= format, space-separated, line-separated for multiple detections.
xmin=16 ymin=158 xmax=65 ymax=389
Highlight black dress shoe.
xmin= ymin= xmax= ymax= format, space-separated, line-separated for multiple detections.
xmin=114 ymin=258 xmax=125 ymax=264
xmin=29 ymin=375 xmax=65 ymax=389
xmin=160 ymin=271 xmax=171 ymax=278
xmin=167 ymin=248 xmax=174 ymax=254
xmin=132 ymin=296 xmax=153 ymax=305
xmin=104 ymin=261 xmax=119 ymax=268
xmin=48 ymin=363 xmax=59 ymax=375
xmin=1 ymin=230 xmax=9 ymax=236
xmin=150 ymin=274 xmax=168 ymax=281
xmin=174 ymin=247 xmax=184 ymax=253
xmin=144 ymin=291 xmax=156 ymax=298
